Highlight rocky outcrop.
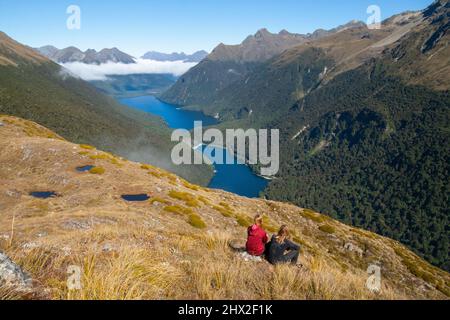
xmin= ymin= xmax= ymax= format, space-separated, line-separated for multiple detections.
xmin=0 ymin=252 xmax=32 ymax=292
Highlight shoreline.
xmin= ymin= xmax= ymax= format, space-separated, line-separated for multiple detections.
xmin=118 ymin=94 xmax=269 ymax=197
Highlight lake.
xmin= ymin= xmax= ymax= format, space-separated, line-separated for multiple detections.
xmin=120 ymin=95 xmax=218 ymax=129
xmin=120 ymin=95 xmax=268 ymax=198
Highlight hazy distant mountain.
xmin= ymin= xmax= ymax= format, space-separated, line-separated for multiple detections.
xmin=307 ymin=20 xmax=367 ymax=40
xmin=141 ymin=50 xmax=208 ymax=62
xmin=35 ymin=46 xmax=136 ymax=64
xmin=90 ymin=73 xmax=178 ymax=98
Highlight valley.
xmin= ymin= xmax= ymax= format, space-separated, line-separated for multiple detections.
xmin=119 ymin=95 xmax=269 ymax=198
xmin=159 ymin=1 xmax=450 ymax=271
xmin=0 ymin=31 xmax=213 ymax=186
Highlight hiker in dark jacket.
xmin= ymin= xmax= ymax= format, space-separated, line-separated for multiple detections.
xmin=267 ymin=225 xmax=301 ymax=265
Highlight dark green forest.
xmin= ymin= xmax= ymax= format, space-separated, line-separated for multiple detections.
xmin=264 ymin=64 xmax=450 ymax=270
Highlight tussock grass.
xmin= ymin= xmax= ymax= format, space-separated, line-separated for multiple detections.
xmin=1 ymin=226 xmax=418 ymax=300
xmin=148 ymin=171 xmax=162 ymax=178
xmin=169 ymin=190 xmax=201 ymax=208
xmin=319 ymin=225 xmax=336 ymax=234
xmin=212 ymin=202 xmax=236 ymax=218
xmin=219 ymin=202 xmax=233 ymax=210
xmin=89 ymin=153 xmax=122 ymax=166
xmin=202 ymin=232 xmax=231 ymax=251
xmin=79 ymin=144 xmax=96 ymax=150
xmin=89 ymin=154 xmax=110 ymax=160
xmin=164 ymin=205 xmax=194 ymax=215
xmin=198 ymin=196 xmax=210 ymax=205
xmin=89 ymin=167 xmax=105 ymax=175
xmin=182 ymin=181 xmax=200 ymax=191
xmin=394 ymin=245 xmax=450 ymax=297
xmin=64 ymin=249 xmax=181 ymax=300
xmin=189 ymin=257 xmax=244 ymax=299
xmin=160 ymin=172 xmax=178 ymax=182
xmin=140 ymin=164 xmax=154 ymax=170
xmin=185 ymin=199 xmax=201 ymax=208
xmin=188 ymin=214 xmax=207 ymax=229
xmin=0 ymin=286 xmax=25 ymax=300
xmin=149 ymin=197 xmax=171 ymax=205
xmin=262 ymin=216 xmax=279 ymax=233
xmin=236 ymin=215 xmax=253 ymax=227
xmin=109 ymin=158 xmax=121 ymax=166
xmin=301 ymin=209 xmax=328 ymax=223
xmin=2 ymin=117 xmax=60 ymax=140
xmin=292 ymin=235 xmax=309 ymax=248
xmin=213 ymin=206 xmax=234 ymax=218
xmin=177 ymin=232 xmax=406 ymax=300
xmin=169 ymin=190 xmax=195 ymax=202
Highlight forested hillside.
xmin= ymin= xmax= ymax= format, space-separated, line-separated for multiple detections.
xmin=264 ymin=63 xmax=450 ymax=270
xmin=161 ymin=0 xmax=450 ymax=270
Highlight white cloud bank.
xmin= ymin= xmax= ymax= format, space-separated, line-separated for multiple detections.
xmin=61 ymin=58 xmax=197 ymax=81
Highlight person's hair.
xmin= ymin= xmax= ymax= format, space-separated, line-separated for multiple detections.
xmin=254 ymin=214 xmax=263 ymax=226
xmin=276 ymin=225 xmax=289 ymax=243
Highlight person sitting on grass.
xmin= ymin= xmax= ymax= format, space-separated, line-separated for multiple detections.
xmin=267 ymin=225 xmax=301 ymax=266
xmin=246 ymin=214 xmax=269 ymax=257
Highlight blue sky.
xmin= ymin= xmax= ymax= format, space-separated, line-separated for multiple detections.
xmin=0 ymin=0 xmax=433 ymax=56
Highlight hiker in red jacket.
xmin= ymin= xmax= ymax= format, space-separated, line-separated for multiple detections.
xmin=246 ymin=214 xmax=269 ymax=256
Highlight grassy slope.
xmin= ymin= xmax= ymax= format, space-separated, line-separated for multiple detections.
xmin=0 ymin=115 xmax=449 ymax=300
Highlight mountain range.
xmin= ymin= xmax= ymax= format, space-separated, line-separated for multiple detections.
xmin=35 ymin=46 xmax=209 ymax=65
xmin=160 ymin=0 xmax=450 ymax=271
xmin=35 ymin=45 xmax=136 ymax=64
xmin=141 ymin=50 xmax=208 ymax=62
xmin=160 ymin=21 xmax=369 ymax=106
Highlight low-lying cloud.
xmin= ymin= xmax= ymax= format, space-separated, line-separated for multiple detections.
xmin=61 ymin=58 xmax=196 ymax=81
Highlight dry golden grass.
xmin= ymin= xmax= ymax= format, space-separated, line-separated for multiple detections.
xmin=173 ymin=232 xmax=408 ymax=300
xmin=149 ymin=197 xmax=171 ymax=205
xmin=188 ymin=214 xmax=207 ymax=229
xmin=0 ymin=216 xmax=439 ymax=301
xmin=89 ymin=167 xmax=105 ymax=175
xmin=79 ymin=144 xmax=96 ymax=150
xmin=213 ymin=205 xmax=234 ymax=218
xmin=0 ymin=286 xmax=23 ymax=300
xmin=1 ymin=115 xmax=448 ymax=300
xmin=65 ymin=249 xmax=182 ymax=300
xmin=236 ymin=214 xmax=253 ymax=227
xmin=164 ymin=205 xmax=194 ymax=215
